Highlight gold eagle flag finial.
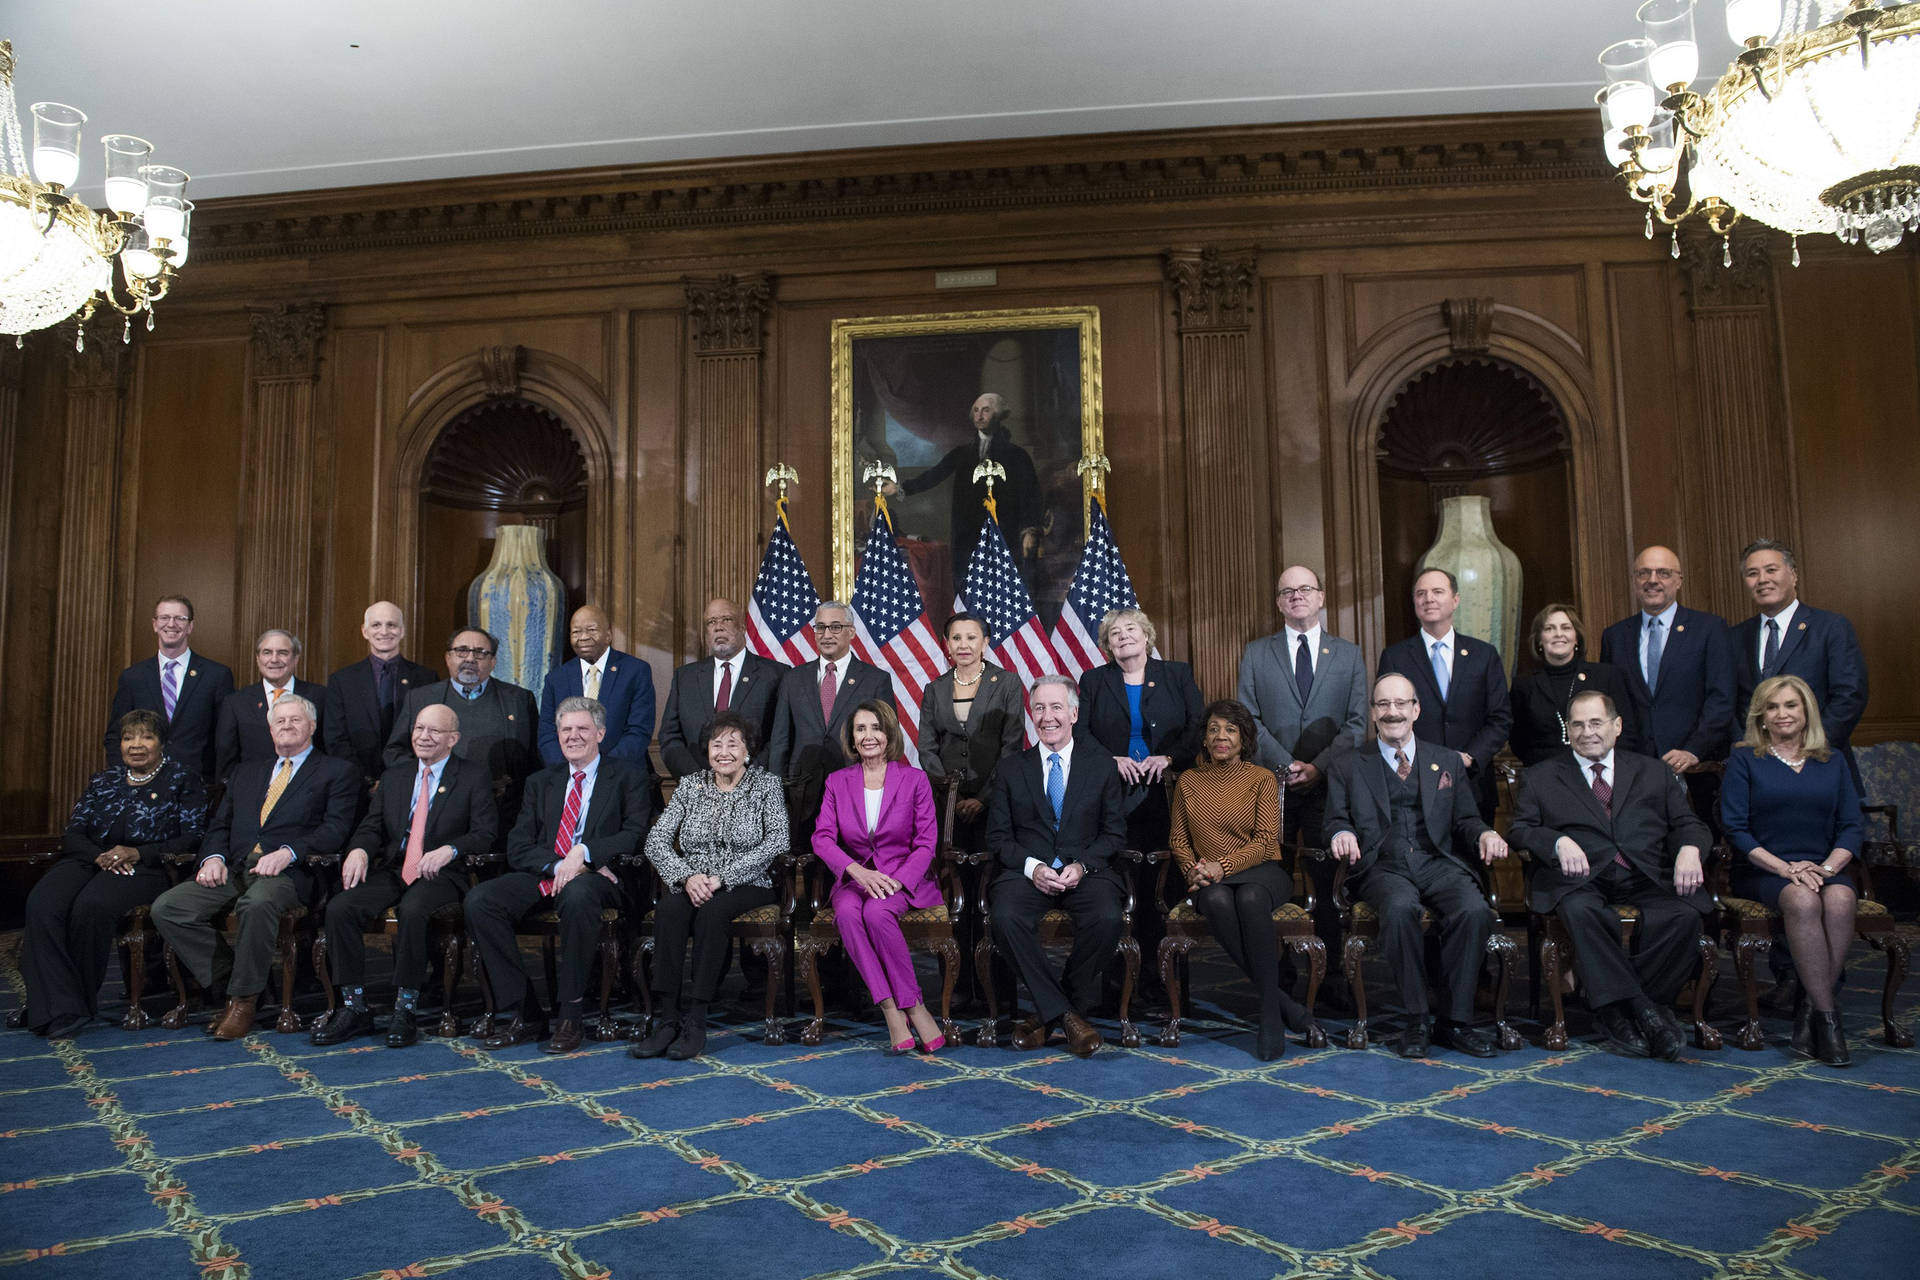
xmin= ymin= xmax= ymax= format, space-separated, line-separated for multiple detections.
xmin=971 ymin=458 xmax=1007 ymax=525
xmin=861 ymin=459 xmax=899 ymax=526
xmin=1076 ymin=453 xmax=1112 ymax=515
xmin=764 ymin=462 xmax=798 ymax=522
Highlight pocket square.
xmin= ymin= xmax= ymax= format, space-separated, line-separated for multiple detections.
xmin=1437 ymin=771 xmax=1454 ymax=790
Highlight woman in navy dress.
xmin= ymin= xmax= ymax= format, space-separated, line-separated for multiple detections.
xmin=1722 ymin=675 xmax=1863 ymax=1067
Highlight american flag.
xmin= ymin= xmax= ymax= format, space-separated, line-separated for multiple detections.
xmin=745 ymin=503 xmax=821 ymax=666
xmin=957 ymin=512 xmax=1057 ymax=740
xmin=850 ymin=499 xmax=947 ymax=765
xmin=1052 ymin=496 xmax=1146 ymax=679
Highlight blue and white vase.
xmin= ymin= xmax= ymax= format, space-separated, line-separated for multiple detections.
xmin=1418 ymin=495 xmax=1523 ymax=678
xmin=468 ymin=524 xmax=565 ymax=695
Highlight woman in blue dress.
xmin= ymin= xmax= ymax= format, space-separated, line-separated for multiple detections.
xmin=1722 ymin=675 xmax=1863 ymax=1067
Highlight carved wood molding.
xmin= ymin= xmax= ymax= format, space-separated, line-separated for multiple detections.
xmin=60 ymin=322 xmax=131 ymax=392
xmin=190 ymin=115 xmax=1612 ymax=263
xmin=1165 ymin=248 xmax=1259 ymax=332
xmin=248 ymin=302 xmax=328 ymax=379
xmin=1442 ymin=297 xmax=1496 ymax=353
xmin=479 ymin=344 xmax=525 ymax=398
xmin=1681 ymin=235 xmax=1773 ymax=311
xmin=684 ymin=274 xmax=772 ymax=355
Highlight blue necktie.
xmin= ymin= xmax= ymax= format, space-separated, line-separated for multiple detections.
xmin=1763 ymin=619 xmax=1780 ymax=674
xmin=1046 ymin=753 xmax=1066 ymax=868
xmin=1430 ymin=640 xmax=1450 ymax=701
xmin=1644 ymin=617 xmax=1665 ymax=692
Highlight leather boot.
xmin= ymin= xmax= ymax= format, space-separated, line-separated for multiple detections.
xmin=211 ymin=995 xmax=259 ymax=1041
xmin=1812 ymin=1010 xmax=1852 ymax=1068
xmin=1790 ymin=989 xmax=1813 ymax=1058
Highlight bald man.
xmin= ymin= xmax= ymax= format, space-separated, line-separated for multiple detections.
xmin=537 ymin=605 xmax=655 ymax=767
xmin=1599 ymin=547 xmax=1736 ymax=776
xmin=325 ymin=601 xmax=439 ymax=786
xmin=657 ymin=598 xmax=784 ymax=777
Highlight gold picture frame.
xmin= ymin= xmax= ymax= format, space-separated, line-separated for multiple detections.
xmin=829 ymin=306 xmax=1104 ymax=616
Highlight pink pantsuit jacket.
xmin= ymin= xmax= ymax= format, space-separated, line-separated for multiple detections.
xmin=812 ymin=761 xmax=943 ymax=909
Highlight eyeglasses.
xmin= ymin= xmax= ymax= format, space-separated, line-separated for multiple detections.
xmin=1632 ymin=568 xmax=1678 ymax=581
xmin=1370 ymin=698 xmax=1417 ymax=711
xmin=448 ymin=646 xmax=495 ymax=659
xmin=413 ymin=726 xmax=453 ymax=737
xmin=1277 ymin=586 xmax=1322 ymax=599
xmin=154 ymin=614 xmax=191 ymax=624
xmin=815 ymin=622 xmax=852 ymax=633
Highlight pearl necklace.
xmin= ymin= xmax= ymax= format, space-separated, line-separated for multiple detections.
xmin=1767 ymin=744 xmax=1805 ymax=771
xmin=125 ymin=758 xmax=166 ymax=786
xmin=952 ymin=667 xmax=983 ymax=687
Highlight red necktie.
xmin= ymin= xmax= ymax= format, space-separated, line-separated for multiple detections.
xmin=1592 ymin=761 xmax=1628 ymax=869
xmin=401 ymin=766 xmax=432 ymax=884
xmin=716 ymin=660 xmax=732 ymax=712
xmin=819 ymin=661 xmax=837 ymax=724
xmin=542 ymin=769 xmax=588 ymax=896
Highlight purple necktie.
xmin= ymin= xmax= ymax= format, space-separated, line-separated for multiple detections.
xmin=161 ymin=659 xmax=180 ymax=721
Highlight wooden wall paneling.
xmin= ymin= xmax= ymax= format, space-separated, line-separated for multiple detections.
xmin=322 ymin=327 xmax=388 ymax=672
xmin=238 ymin=303 xmax=327 ymax=653
xmin=1605 ymin=263 xmax=1690 ymax=566
xmin=1346 ymin=268 xmax=1589 ymax=374
xmin=1165 ymin=247 xmax=1269 ymax=700
xmin=0 ymin=346 xmax=19 ymax=699
xmin=684 ymin=274 xmax=772 ymax=622
xmin=628 ymin=308 xmax=686 ymax=677
xmin=1263 ymin=275 xmax=1332 ymax=628
xmin=47 ymin=329 xmax=131 ymax=816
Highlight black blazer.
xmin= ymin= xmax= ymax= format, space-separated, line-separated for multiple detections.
xmin=214 ymin=679 xmax=330 ymax=783
xmin=505 ymin=756 xmax=655 ymax=878
xmin=1323 ymin=738 xmax=1489 ymax=878
xmin=1598 ymin=606 xmax=1736 ymax=762
xmin=199 ymin=750 xmax=360 ymax=900
xmin=106 ymin=653 xmax=235 ymax=781
xmin=763 ymin=657 xmax=896 ymax=784
xmin=324 ymin=655 xmax=438 ymax=781
xmin=1508 ymin=749 xmax=1713 ymax=915
xmin=1508 ymin=660 xmax=1639 ymax=766
xmin=657 ymin=652 xmax=784 ymax=778
xmin=918 ymin=664 xmax=1026 ymax=799
xmin=1731 ymin=604 xmax=1869 ymax=756
xmin=985 ymin=739 xmax=1127 ymax=875
xmin=1077 ymin=659 xmax=1205 ymax=771
xmin=349 ymin=753 xmax=498 ymax=875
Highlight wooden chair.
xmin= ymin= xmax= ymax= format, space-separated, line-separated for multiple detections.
xmin=1329 ymin=850 xmax=1523 ymax=1051
xmin=972 ymin=848 xmax=1144 ymax=1049
xmin=793 ymin=777 xmax=966 ymax=1047
xmin=630 ymin=851 xmax=799 ymax=1046
xmin=161 ymin=902 xmax=316 ymax=1034
xmin=310 ymin=898 xmax=470 ymax=1038
xmin=1153 ymin=848 xmax=1329 ymax=1049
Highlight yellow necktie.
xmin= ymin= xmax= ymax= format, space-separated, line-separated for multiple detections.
xmin=259 ymin=758 xmax=293 ymax=824
xmin=583 ymin=665 xmax=601 ymax=700
xmin=270 ymin=686 xmax=284 ymax=705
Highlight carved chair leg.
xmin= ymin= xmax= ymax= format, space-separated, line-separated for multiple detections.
xmin=467 ymin=938 xmax=497 ymax=1039
xmin=632 ymin=938 xmax=654 ymax=1035
xmin=973 ymin=933 xmax=1002 ymax=1048
xmin=934 ymin=936 xmax=962 ymax=1044
xmin=435 ymin=928 xmax=463 ymax=1038
xmin=1540 ymin=933 xmax=1570 ymax=1052
xmin=1526 ymin=913 xmax=1542 ymax=1021
xmin=311 ymin=928 xmax=336 ymax=1026
xmin=160 ymin=941 xmax=192 ymax=1030
xmin=1731 ymin=930 xmax=1769 ymax=1050
xmin=589 ymin=926 xmax=621 ymax=1041
xmin=796 ymin=936 xmax=828 ymax=1047
xmin=1116 ymin=935 xmax=1142 ymax=1048
xmin=1690 ymin=936 xmax=1723 ymax=1050
xmin=1297 ymin=934 xmax=1329 ymax=1049
xmin=119 ymin=919 xmax=152 ymax=1031
xmin=1487 ymin=933 xmax=1523 ymax=1051
xmin=756 ymin=938 xmax=787 ymax=1046
xmin=1342 ymin=934 xmax=1370 ymax=1050
xmin=1874 ymin=932 xmax=1914 ymax=1048
xmin=1157 ymin=937 xmax=1185 ymax=1048
xmin=274 ymin=915 xmax=303 ymax=1034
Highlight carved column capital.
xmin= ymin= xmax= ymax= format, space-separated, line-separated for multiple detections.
xmin=1164 ymin=247 xmax=1259 ymax=332
xmin=248 ymin=302 xmax=328 ymax=379
xmin=1681 ymin=236 xmax=1772 ymax=311
xmin=479 ymin=344 xmax=525 ymax=398
xmin=59 ymin=321 xmax=130 ymax=392
xmin=684 ymin=273 xmax=772 ymax=355
xmin=1442 ymin=297 xmax=1497 ymax=353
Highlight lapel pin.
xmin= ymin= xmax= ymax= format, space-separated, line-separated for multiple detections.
xmin=1577 ymin=672 xmax=1587 ymax=681
xmin=1460 ymin=647 xmax=1469 ymax=656
xmin=507 ymin=714 xmax=516 ymax=721
xmin=1429 ymin=762 xmax=1439 ymax=771
xmin=437 ymin=786 xmax=447 ymax=794
xmin=189 ymin=669 xmax=198 ymax=677
xmin=150 ymin=792 xmax=158 ymax=799
xmin=1148 ymin=681 xmax=1156 ymax=688
xmin=1798 ymin=622 xmax=1806 ymax=630
xmin=1322 ymin=646 xmax=1331 ymax=655
xmin=1675 ymin=625 xmax=1685 ymax=633
xmin=610 ymin=665 xmax=618 ymax=673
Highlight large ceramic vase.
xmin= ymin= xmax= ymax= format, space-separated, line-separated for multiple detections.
xmin=468 ymin=525 xmax=566 ymax=695
xmin=1418 ymin=495 xmax=1523 ymax=678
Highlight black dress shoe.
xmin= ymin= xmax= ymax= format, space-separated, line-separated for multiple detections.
xmin=1395 ymin=1018 xmax=1432 ymax=1059
xmin=385 ymin=1008 xmax=419 ymax=1049
xmin=1791 ymin=990 xmax=1813 ymax=1058
xmin=1437 ymin=1022 xmax=1498 ymax=1059
xmin=44 ymin=1014 xmax=89 ymax=1041
xmin=5 ymin=1007 xmax=28 ymax=1030
xmin=1255 ymin=1018 xmax=1288 ymax=1062
xmin=630 ymin=1019 xmax=680 ymax=1059
xmin=479 ymin=1011 xmax=548 ymax=1050
xmin=1636 ymin=1006 xmax=1683 ymax=1062
xmin=310 ymin=1006 xmax=376 ymax=1046
xmin=1812 ymin=1010 xmax=1852 ymax=1067
xmin=543 ymin=1019 xmax=584 ymax=1054
xmin=664 ymin=1015 xmax=707 ymax=1061
xmin=1596 ymin=1006 xmax=1649 ymax=1056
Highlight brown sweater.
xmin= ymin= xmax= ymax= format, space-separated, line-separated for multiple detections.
xmin=1169 ymin=757 xmax=1283 ymax=882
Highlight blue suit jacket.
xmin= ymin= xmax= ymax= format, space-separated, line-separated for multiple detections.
xmin=1731 ymin=604 xmax=1869 ymax=755
xmin=1599 ymin=605 xmax=1736 ymax=762
xmin=538 ymin=649 xmax=657 ymax=767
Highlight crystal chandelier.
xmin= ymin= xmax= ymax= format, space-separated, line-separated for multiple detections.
xmin=1596 ymin=1 xmax=1920 ymax=260
xmin=0 ymin=39 xmax=192 ymax=348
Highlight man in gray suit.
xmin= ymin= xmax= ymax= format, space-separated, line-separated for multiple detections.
xmin=1237 ymin=565 xmax=1369 ymax=848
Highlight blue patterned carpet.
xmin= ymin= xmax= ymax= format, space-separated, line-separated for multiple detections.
xmin=3 ymin=932 xmax=1918 ymax=1280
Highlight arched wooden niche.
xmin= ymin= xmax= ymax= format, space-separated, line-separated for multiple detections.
xmin=1375 ymin=356 xmax=1573 ymax=648
xmin=416 ymin=399 xmax=590 ymax=657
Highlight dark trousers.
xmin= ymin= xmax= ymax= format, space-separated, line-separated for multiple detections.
xmin=1190 ymin=861 xmax=1292 ymax=1005
xmin=1556 ymin=864 xmax=1702 ymax=1008
xmin=989 ymin=867 xmax=1124 ymax=1025
xmin=1282 ymin=782 xmax=1327 ymax=850
xmin=465 ymin=870 xmax=623 ymax=1016
xmin=649 ymin=883 xmax=777 ymax=1008
xmin=1357 ymin=852 xmax=1490 ymax=1024
xmin=22 ymin=859 xmax=169 ymax=1027
xmin=323 ymin=868 xmax=468 ymax=990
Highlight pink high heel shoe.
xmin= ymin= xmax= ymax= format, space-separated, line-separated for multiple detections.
xmin=917 ymin=1033 xmax=946 ymax=1054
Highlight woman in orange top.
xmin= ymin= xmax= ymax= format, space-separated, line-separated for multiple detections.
xmin=1170 ymin=698 xmax=1307 ymax=1060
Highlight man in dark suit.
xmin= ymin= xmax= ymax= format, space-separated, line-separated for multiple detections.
xmin=985 ymin=674 xmax=1128 ymax=1057
xmin=323 ymin=601 xmax=437 ymax=787
xmin=1732 ymin=539 xmax=1869 ymax=784
xmin=464 ymin=696 xmax=653 ymax=1053
xmin=1378 ymin=567 xmax=1513 ymax=821
xmin=538 ymin=604 xmax=656 ymax=768
xmin=106 ymin=594 xmax=235 ymax=782
xmin=1325 ymin=674 xmax=1509 ymax=1058
xmin=1599 ymin=545 xmax=1736 ymax=775
xmin=1237 ymin=564 xmax=1369 ymax=846
xmin=151 ymin=695 xmax=358 ymax=1040
xmin=763 ymin=601 xmax=896 ymax=825
xmin=1509 ymin=689 xmax=1712 ymax=1061
xmin=214 ymin=630 xmax=328 ymax=784
xmin=384 ymin=628 xmax=539 ymax=835
xmin=311 ymin=703 xmax=498 ymax=1048
xmin=658 ymin=597 xmax=783 ymax=777
xmin=896 ymin=393 xmax=1046 ymax=582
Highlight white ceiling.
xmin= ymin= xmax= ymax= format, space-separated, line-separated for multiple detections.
xmin=8 ymin=1 xmax=1751 ymax=202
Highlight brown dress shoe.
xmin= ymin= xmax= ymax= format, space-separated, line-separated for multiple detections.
xmin=211 ymin=995 xmax=259 ymax=1041
xmin=542 ymin=1019 xmax=584 ymax=1054
xmin=478 ymin=1011 xmax=548 ymax=1050
xmin=1060 ymin=1011 xmax=1102 ymax=1057
xmin=1011 ymin=1017 xmax=1051 ymax=1051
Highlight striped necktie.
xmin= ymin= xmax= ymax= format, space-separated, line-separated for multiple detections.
xmin=161 ymin=659 xmax=180 ymax=720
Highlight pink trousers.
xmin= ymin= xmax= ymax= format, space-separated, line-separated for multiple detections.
xmin=830 ymin=881 xmax=923 ymax=1009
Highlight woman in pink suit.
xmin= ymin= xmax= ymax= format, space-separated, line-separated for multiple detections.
xmin=813 ymin=699 xmax=947 ymax=1053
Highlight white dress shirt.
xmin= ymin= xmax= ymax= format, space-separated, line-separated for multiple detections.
xmin=1024 ymin=737 xmax=1076 ymax=880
